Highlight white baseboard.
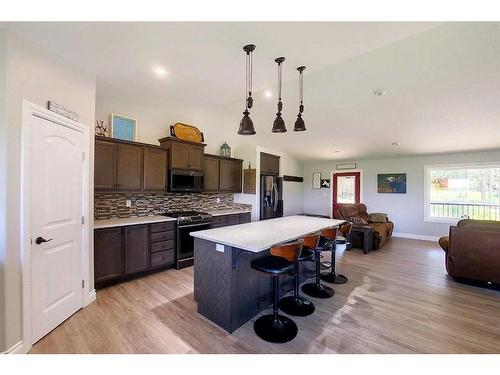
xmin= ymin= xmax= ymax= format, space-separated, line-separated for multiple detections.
xmin=393 ymin=232 xmax=439 ymax=242
xmin=2 ymin=341 xmax=24 ymax=354
xmin=86 ymin=289 xmax=96 ymax=306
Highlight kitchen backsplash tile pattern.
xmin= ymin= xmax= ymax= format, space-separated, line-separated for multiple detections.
xmin=94 ymin=192 xmax=252 ymax=220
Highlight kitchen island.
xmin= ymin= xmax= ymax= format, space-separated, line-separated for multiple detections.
xmin=191 ymin=215 xmax=345 ymax=333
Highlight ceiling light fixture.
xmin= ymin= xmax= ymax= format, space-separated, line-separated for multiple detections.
xmin=153 ymin=66 xmax=168 ymax=77
xmin=238 ymin=44 xmax=256 ymax=135
xmin=272 ymin=57 xmax=287 ymax=133
xmin=294 ymin=66 xmax=307 ymax=132
xmin=374 ymin=90 xmax=386 ymax=96
xmin=392 ymin=142 xmax=400 ymax=146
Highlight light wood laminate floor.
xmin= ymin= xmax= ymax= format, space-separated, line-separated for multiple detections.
xmin=31 ymin=238 xmax=500 ymax=354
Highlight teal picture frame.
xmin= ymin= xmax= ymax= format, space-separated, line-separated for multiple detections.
xmin=111 ymin=114 xmax=137 ymax=141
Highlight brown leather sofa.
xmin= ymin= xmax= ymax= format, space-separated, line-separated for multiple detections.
xmin=439 ymin=219 xmax=500 ymax=285
xmin=337 ymin=203 xmax=394 ymax=253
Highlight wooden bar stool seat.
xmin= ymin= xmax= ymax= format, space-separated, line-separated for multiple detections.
xmin=250 ymin=240 xmax=303 ymax=343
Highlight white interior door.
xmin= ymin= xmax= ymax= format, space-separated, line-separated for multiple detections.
xmin=30 ymin=114 xmax=84 ymax=343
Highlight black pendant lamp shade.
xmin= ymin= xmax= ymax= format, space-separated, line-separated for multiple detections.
xmin=238 ymin=44 xmax=256 ymax=135
xmin=294 ymin=66 xmax=306 ymax=132
xmin=272 ymin=57 xmax=287 ymax=133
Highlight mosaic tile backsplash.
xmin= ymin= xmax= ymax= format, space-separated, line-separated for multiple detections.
xmin=94 ymin=192 xmax=252 ymax=220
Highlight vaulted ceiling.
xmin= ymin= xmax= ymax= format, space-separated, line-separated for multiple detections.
xmin=6 ymin=21 xmax=500 ymax=161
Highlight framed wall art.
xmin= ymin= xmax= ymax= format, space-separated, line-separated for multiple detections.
xmin=312 ymin=172 xmax=321 ymax=189
xmin=111 ymin=114 xmax=137 ymax=141
xmin=377 ymin=173 xmax=407 ymax=193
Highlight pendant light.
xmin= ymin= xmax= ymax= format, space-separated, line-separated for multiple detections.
xmin=238 ymin=44 xmax=256 ymax=135
xmin=272 ymin=57 xmax=287 ymax=133
xmin=294 ymin=66 xmax=306 ymax=131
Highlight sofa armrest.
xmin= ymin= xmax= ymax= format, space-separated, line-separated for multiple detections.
xmin=438 ymin=236 xmax=449 ymax=252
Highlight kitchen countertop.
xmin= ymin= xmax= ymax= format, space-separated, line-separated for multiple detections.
xmin=190 ymin=215 xmax=345 ymax=253
xmin=206 ymin=208 xmax=252 ymax=216
xmin=94 ymin=215 xmax=176 ymax=229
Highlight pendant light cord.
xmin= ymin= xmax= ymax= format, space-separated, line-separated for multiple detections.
xmin=299 ymin=69 xmax=303 ymax=104
xmin=278 ymin=61 xmax=282 ymax=100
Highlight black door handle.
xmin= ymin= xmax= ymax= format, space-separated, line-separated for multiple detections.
xmin=35 ymin=236 xmax=53 ymax=245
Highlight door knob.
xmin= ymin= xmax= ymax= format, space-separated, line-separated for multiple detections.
xmin=35 ymin=236 xmax=53 ymax=245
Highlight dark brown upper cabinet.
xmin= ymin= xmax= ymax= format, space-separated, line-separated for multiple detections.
xmin=124 ymin=225 xmax=150 ymax=275
xmin=159 ymin=137 xmax=206 ymax=171
xmin=204 ymin=155 xmax=220 ymax=192
xmin=95 ymin=139 xmax=118 ymax=190
xmin=260 ymin=152 xmax=280 ymax=175
xmin=94 ymin=136 xmax=168 ymax=193
xmin=117 ymin=143 xmax=143 ymax=190
xmin=143 ymin=147 xmax=168 ymax=191
xmin=217 ymin=157 xmax=243 ymax=193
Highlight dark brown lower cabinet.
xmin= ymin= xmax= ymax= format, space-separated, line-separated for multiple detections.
xmin=124 ymin=225 xmax=150 ymax=275
xmin=210 ymin=212 xmax=251 ymax=229
xmin=94 ymin=227 xmax=123 ymax=285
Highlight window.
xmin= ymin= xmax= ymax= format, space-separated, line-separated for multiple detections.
xmin=425 ymin=164 xmax=500 ymax=222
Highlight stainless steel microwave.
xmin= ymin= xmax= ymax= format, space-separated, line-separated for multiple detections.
xmin=169 ymin=169 xmax=204 ymax=192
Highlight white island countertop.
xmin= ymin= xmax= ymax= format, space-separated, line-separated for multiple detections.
xmin=190 ymin=215 xmax=345 ymax=253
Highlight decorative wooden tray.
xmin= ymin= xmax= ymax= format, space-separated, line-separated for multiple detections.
xmin=170 ymin=123 xmax=204 ymax=143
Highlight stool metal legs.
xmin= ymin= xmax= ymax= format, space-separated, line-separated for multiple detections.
xmin=279 ymin=262 xmax=315 ymax=316
xmin=301 ymin=249 xmax=335 ymax=299
xmin=320 ymin=245 xmax=348 ymax=284
xmin=254 ymin=275 xmax=298 ymax=343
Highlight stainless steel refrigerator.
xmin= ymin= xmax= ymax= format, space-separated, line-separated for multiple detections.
xmin=260 ymin=175 xmax=283 ymax=220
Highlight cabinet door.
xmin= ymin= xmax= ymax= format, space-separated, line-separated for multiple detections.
xmin=94 ymin=228 xmax=123 ymax=285
xmin=170 ymin=142 xmax=190 ymax=169
xmin=124 ymin=225 xmax=150 ymax=275
xmin=117 ymin=144 xmax=143 ymax=190
xmin=188 ymin=145 xmax=204 ymax=170
xmin=94 ymin=140 xmax=117 ymax=190
xmin=260 ymin=153 xmax=280 ymax=175
xmin=226 ymin=214 xmax=240 ymax=226
xmin=204 ymin=156 xmax=220 ymax=191
xmin=143 ymin=147 xmax=167 ymax=191
xmin=219 ymin=159 xmax=232 ymax=191
xmin=231 ymin=160 xmax=242 ymax=192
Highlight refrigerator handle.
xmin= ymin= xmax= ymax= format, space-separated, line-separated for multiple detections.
xmin=273 ymin=183 xmax=278 ymax=211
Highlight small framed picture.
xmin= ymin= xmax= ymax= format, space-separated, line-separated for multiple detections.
xmin=111 ymin=114 xmax=137 ymax=141
xmin=312 ymin=172 xmax=321 ymax=189
xmin=321 ymin=179 xmax=330 ymax=188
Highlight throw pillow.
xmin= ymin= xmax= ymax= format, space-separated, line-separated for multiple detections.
xmin=370 ymin=213 xmax=388 ymax=223
xmin=349 ymin=216 xmax=368 ymax=225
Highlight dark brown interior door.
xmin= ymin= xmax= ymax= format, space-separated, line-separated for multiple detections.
xmin=117 ymin=144 xmax=143 ymax=190
xmin=124 ymin=225 xmax=150 ymax=275
xmin=94 ymin=227 xmax=123 ymax=284
xmin=94 ymin=140 xmax=117 ymax=190
xmin=204 ymin=156 xmax=220 ymax=191
xmin=332 ymin=171 xmax=361 ymax=219
xmin=143 ymin=147 xmax=167 ymax=191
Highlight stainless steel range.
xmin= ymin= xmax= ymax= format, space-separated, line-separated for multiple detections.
xmin=163 ymin=211 xmax=212 ymax=269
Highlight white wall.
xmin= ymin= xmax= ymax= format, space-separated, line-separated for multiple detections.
xmin=1 ymin=29 xmax=96 ymax=352
xmin=96 ymin=83 xmax=305 ymax=221
xmin=303 ymin=149 xmax=500 ymax=239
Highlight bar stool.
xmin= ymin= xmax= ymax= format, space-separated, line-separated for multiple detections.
xmin=301 ymin=228 xmax=336 ymax=299
xmin=279 ymin=234 xmax=319 ymax=317
xmin=320 ymin=223 xmax=350 ymax=284
xmin=337 ymin=222 xmax=353 ymax=251
xmin=250 ymin=240 xmax=303 ymax=343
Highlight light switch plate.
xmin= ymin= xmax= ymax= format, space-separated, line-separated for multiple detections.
xmin=216 ymin=243 xmax=225 ymax=253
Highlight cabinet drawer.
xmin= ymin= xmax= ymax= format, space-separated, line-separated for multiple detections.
xmin=151 ymin=231 xmax=175 ymax=243
xmin=239 ymin=213 xmax=251 ymax=223
xmin=151 ymin=240 xmax=175 ymax=253
xmin=227 ymin=214 xmax=240 ymax=226
xmin=151 ymin=221 xmax=175 ymax=233
xmin=211 ymin=215 xmax=228 ymax=225
xmin=151 ymin=250 xmax=174 ymax=268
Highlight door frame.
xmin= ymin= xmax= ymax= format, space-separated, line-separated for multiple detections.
xmin=20 ymin=100 xmax=91 ymax=353
xmin=330 ymin=169 xmax=363 ymax=218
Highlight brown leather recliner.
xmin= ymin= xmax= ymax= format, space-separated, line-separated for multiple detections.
xmin=337 ymin=203 xmax=394 ymax=253
xmin=439 ymin=219 xmax=500 ymax=284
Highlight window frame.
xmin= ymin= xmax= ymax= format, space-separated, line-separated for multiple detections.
xmin=424 ymin=162 xmax=500 ymax=224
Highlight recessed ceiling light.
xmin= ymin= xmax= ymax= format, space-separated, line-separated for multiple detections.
xmin=392 ymin=142 xmax=400 ymax=147
xmin=153 ymin=66 xmax=168 ymax=77
xmin=264 ymin=90 xmax=272 ymax=98
xmin=334 ymin=150 xmax=340 ymax=154
xmin=374 ymin=90 xmax=386 ymax=96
